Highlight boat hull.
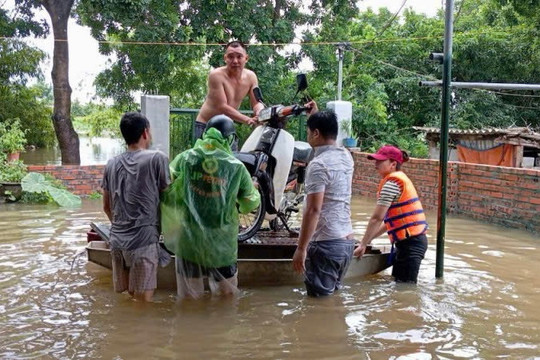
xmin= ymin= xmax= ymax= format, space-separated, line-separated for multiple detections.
xmin=87 ymin=239 xmax=391 ymax=289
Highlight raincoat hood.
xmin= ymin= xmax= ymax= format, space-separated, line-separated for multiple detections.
xmin=198 ymin=127 xmax=233 ymax=155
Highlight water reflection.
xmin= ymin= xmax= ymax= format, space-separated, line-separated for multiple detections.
xmin=0 ymin=197 xmax=539 ymax=359
xmin=21 ymin=137 xmax=125 ymax=165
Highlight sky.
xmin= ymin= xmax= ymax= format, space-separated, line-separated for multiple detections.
xmin=12 ymin=0 xmax=443 ymax=104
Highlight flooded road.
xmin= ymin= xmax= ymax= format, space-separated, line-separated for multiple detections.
xmin=0 ymin=197 xmax=539 ymax=359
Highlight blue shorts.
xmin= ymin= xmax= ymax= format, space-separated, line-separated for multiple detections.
xmin=304 ymin=239 xmax=354 ymax=297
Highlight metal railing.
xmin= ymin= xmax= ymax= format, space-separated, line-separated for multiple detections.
xmin=169 ymin=108 xmax=307 ymax=158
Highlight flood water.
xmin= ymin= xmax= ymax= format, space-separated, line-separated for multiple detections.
xmin=21 ymin=137 xmax=125 ymax=166
xmin=0 ymin=197 xmax=539 ymax=359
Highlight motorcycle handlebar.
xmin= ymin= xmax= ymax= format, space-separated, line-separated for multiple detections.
xmin=255 ymin=104 xmax=312 ymax=124
xmin=277 ymin=105 xmax=311 ymax=117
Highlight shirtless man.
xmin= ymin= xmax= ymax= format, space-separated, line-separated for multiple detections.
xmin=194 ymin=41 xmax=265 ymax=141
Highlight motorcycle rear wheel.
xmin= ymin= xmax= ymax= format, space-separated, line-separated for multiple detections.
xmin=238 ymin=187 xmax=266 ymax=242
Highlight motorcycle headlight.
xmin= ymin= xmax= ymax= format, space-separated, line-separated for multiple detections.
xmin=258 ymin=107 xmax=272 ymax=121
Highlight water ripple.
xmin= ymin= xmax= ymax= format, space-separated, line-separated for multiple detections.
xmin=1 ymin=199 xmax=539 ymax=359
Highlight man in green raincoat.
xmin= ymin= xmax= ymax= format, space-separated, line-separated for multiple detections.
xmin=161 ymin=115 xmax=260 ymax=298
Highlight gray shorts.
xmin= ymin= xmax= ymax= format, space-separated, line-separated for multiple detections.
xmin=111 ymin=243 xmax=159 ymax=294
xmin=304 ymin=239 xmax=354 ymax=297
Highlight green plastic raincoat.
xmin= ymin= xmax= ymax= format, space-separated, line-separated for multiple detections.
xmin=161 ymin=128 xmax=260 ymax=268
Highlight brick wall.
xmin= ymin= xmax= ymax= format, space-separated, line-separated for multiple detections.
xmin=351 ymin=149 xmax=540 ymax=233
xmin=27 ymin=153 xmax=540 ymax=233
xmin=27 ymin=165 xmax=105 ymax=196
xmin=456 ymin=163 xmax=540 ymax=233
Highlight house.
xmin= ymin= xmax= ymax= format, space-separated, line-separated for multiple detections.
xmin=413 ymin=127 xmax=540 ymax=168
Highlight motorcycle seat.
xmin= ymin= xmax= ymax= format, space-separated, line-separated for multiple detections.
xmin=293 ymin=141 xmax=312 ymax=163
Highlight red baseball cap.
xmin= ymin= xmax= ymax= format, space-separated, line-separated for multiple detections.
xmin=367 ymin=145 xmax=404 ymax=164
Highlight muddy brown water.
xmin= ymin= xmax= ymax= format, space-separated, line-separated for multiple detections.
xmin=0 ymin=197 xmax=538 ymax=359
xmin=20 ymin=137 xmax=124 ymax=166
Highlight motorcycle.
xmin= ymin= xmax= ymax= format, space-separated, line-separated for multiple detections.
xmin=235 ymin=74 xmax=313 ymax=241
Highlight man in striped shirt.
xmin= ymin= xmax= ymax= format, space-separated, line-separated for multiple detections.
xmin=292 ymin=103 xmax=355 ymax=296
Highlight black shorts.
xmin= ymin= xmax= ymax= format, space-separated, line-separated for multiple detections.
xmin=392 ymin=233 xmax=428 ymax=283
xmin=179 ymin=257 xmax=237 ymax=282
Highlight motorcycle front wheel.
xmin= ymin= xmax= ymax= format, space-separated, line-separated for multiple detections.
xmin=238 ymin=186 xmax=266 ymax=242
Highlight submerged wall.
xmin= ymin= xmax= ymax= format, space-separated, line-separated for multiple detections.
xmin=351 ymin=150 xmax=540 ymax=234
xmin=27 ymin=152 xmax=540 ymax=233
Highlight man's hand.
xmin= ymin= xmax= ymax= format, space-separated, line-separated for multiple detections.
xmin=353 ymin=243 xmax=367 ymax=259
xmin=292 ymin=247 xmax=307 ymax=274
xmin=246 ymin=116 xmax=258 ymax=127
xmin=305 ymin=100 xmax=318 ymax=117
xmin=252 ymin=176 xmax=259 ymax=189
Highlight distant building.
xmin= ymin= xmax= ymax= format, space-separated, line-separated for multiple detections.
xmin=414 ymin=127 xmax=540 ymax=168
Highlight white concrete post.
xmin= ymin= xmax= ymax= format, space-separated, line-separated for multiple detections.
xmin=326 ymin=100 xmax=353 ymax=147
xmin=141 ymin=95 xmax=170 ymax=157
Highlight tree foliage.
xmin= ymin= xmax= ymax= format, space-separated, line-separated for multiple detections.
xmin=13 ymin=0 xmax=81 ymax=164
xmin=76 ymin=0 xmax=329 ymax=108
xmin=71 ymin=102 xmax=123 ymax=138
xmin=0 ymin=7 xmax=55 ymax=148
xmin=8 ymin=0 xmax=537 ymax=158
xmin=300 ymin=1 xmax=540 ymax=154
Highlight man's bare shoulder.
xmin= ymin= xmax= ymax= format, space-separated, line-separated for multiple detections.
xmin=244 ymin=68 xmax=258 ymax=81
xmin=208 ymin=67 xmax=228 ymax=80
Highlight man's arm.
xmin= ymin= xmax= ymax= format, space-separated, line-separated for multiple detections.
xmin=102 ymin=189 xmax=113 ymax=222
xmin=207 ymin=72 xmax=256 ymax=125
xmin=248 ymin=73 xmax=264 ymax=116
xmin=292 ymin=191 xmax=324 ymax=273
xmin=353 ymin=204 xmax=389 ymax=258
xmin=155 ymin=153 xmax=171 ymax=192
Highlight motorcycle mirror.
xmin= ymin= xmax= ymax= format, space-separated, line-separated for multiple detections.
xmin=296 ymin=73 xmax=308 ymax=92
xmin=292 ymin=74 xmax=309 ymax=102
xmin=253 ymin=87 xmax=264 ymax=103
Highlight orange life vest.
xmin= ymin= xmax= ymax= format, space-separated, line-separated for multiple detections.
xmin=377 ymin=171 xmax=428 ymax=243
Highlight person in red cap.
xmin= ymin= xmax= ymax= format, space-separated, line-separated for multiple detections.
xmin=353 ymin=145 xmax=428 ymax=283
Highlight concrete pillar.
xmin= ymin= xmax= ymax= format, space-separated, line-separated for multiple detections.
xmin=141 ymin=95 xmax=170 ymax=157
xmin=326 ymin=100 xmax=353 ymax=147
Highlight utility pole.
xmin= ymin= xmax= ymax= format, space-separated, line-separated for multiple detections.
xmin=329 ymin=42 xmax=353 ymax=147
xmin=436 ymin=0 xmax=454 ymax=278
xmin=336 ymin=42 xmax=350 ymax=101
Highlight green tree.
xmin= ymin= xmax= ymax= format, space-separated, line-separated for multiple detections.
xmin=0 ymin=8 xmax=55 ymax=148
xmin=301 ymin=1 xmax=539 ymax=155
xmin=71 ymin=103 xmax=122 ymax=138
xmin=15 ymin=0 xmax=80 ymax=164
xmin=75 ymin=0 xmax=355 ymax=108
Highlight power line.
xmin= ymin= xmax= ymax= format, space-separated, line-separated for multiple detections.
xmin=1 ymin=27 xmax=535 ymax=48
xmin=367 ymin=0 xmax=408 ymax=47
xmin=349 ymin=47 xmax=540 ymax=103
xmin=350 ymin=46 xmax=440 ymax=81
xmin=481 ymin=90 xmax=540 ymax=98
xmin=1 ymin=35 xmax=440 ymax=47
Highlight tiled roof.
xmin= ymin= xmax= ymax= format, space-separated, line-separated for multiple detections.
xmin=413 ymin=126 xmax=540 ymax=147
xmin=412 ymin=126 xmax=532 ymax=135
